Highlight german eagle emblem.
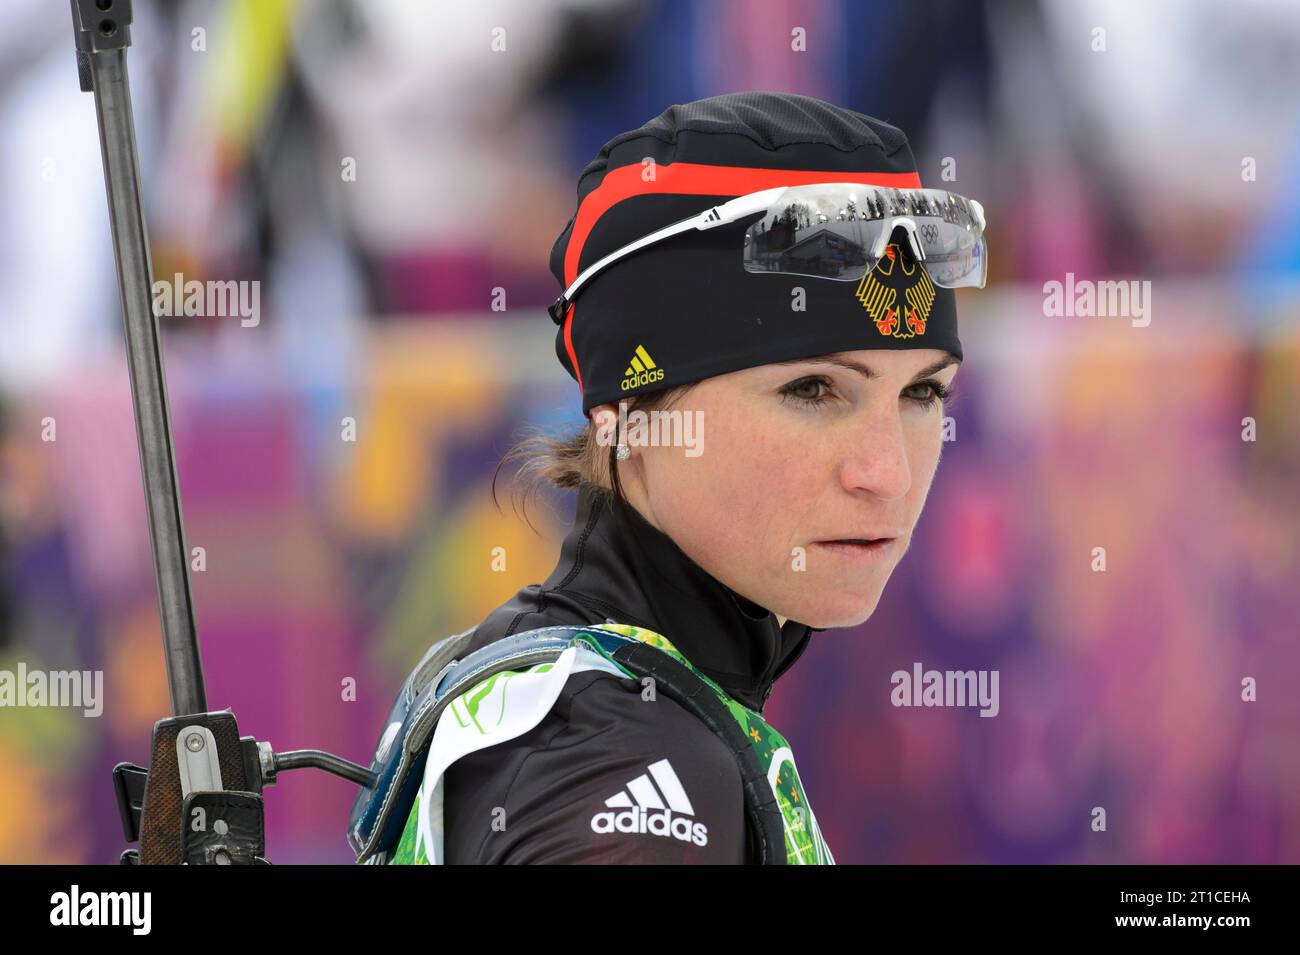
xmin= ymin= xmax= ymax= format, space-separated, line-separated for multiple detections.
xmin=854 ymin=243 xmax=935 ymax=339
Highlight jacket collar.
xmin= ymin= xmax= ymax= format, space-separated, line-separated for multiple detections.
xmin=541 ymin=482 xmax=815 ymax=711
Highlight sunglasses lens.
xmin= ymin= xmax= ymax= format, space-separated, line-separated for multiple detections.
xmin=742 ymin=184 xmax=986 ymax=288
xmin=919 ymin=227 xmax=986 ymax=289
xmin=742 ymin=194 xmax=886 ymax=281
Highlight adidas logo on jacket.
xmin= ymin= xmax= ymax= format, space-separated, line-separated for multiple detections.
xmin=590 ymin=758 xmax=709 ymax=846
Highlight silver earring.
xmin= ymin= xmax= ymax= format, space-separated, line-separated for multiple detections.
xmin=615 ymin=444 xmax=631 ymax=461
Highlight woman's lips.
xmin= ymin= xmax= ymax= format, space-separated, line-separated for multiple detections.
xmin=811 ymin=537 xmax=897 ymax=564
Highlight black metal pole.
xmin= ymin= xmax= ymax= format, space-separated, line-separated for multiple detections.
xmin=71 ymin=0 xmax=205 ymax=715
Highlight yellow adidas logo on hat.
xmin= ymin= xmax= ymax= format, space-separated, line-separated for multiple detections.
xmin=622 ymin=344 xmax=665 ymax=391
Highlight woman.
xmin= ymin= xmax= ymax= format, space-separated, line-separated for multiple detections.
xmin=382 ymin=91 xmax=986 ymax=864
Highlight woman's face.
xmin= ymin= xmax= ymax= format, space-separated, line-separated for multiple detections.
xmin=596 ymin=348 xmax=959 ymax=630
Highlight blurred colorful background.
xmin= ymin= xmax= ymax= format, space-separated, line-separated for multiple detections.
xmin=1 ymin=0 xmax=1297 ymax=864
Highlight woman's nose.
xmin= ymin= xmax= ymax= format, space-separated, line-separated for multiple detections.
xmin=837 ymin=409 xmax=913 ymax=501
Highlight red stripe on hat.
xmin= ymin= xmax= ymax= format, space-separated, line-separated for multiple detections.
xmin=562 ymin=302 xmax=582 ymax=392
xmin=562 ymin=162 xmax=923 ymax=398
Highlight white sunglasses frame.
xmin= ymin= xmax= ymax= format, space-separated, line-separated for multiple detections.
xmin=547 ymin=184 xmax=986 ymax=325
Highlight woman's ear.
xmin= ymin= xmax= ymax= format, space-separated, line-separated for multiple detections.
xmin=590 ymin=403 xmax=619 ymax=448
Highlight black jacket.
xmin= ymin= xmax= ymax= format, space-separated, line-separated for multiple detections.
xmin=442 ymin=482 xmax=815 ymax=863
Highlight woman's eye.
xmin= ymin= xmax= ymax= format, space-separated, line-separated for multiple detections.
xmin=902 ymin=379 xmax=953 ymax=409
xmin=780 ymin=375 xmax=953 ymax=410
xmin=779 ymin=376 xmax=833 ymax=407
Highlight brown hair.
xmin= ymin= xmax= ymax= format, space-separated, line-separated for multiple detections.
xmin=491 ymin=385 xmax=694 ymax=532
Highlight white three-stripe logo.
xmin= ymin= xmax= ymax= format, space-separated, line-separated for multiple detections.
xmin=603 ymin=758 xmax=695 ymax=814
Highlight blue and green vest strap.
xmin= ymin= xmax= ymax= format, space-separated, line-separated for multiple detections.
xmin=585 ymin=624 xmax=834 ymax=866
xmin=377 ymin=623 xmax=833 ymax=866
